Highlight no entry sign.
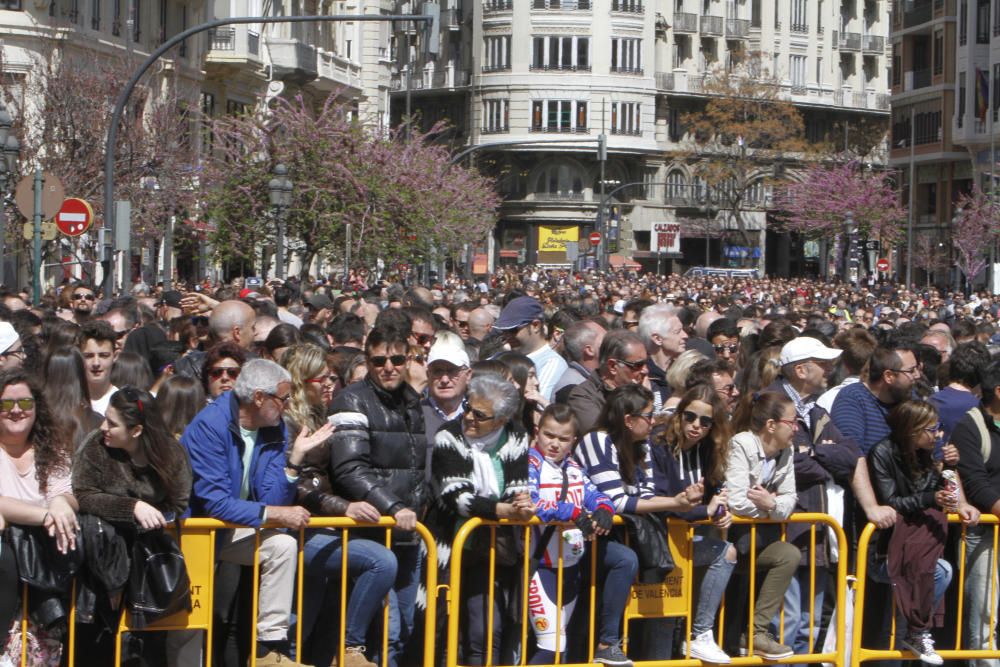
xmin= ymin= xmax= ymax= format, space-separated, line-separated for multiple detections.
xmin=56 ymin=198 xmax=94 ymax=237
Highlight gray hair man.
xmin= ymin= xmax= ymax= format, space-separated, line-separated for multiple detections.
xmin=181 ymin=359 xmax=333 ymax=667
xmin=553 ymin=319 xmax=607 ymax=401
xmin=565 ymin=330 xmax=647 ymax=434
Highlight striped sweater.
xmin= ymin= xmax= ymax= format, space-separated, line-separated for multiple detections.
xmin=574 ymin=430 xmax=655 ymax=514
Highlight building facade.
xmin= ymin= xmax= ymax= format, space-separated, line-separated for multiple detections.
xmin=393 ymin=0 xmax=892 ymax=275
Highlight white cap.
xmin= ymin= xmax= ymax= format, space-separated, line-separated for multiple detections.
xmin=0 ymin=322 xmax=17 ymax=354
xmin=427 ymin=338 xmax=470 ymax=368
xmin=779 ymin=337 xmax=842 ymax=366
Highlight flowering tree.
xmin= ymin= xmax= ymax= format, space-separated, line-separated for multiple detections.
xmin=953 ymin=186 xmax=1000 ymax=287
xmin=775 ymin=160 xmax=906 ymax=242
xmin=909 ymin=231 xmax=950 ymax=287
xmin=200 ymin=94 xmax=499 ymax=279
xmin=4 ymin=46 xmax=197 ymax=278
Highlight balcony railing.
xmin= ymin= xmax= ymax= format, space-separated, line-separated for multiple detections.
xmin=664 ymin=184 xmax=714 ymax=207
xmin=903 ymin=0 xmax=933 ymax=27
xmin=657 ymin=72 xmax=674 ymax=89
xmin=534 ymin=192 xmax=586 ymax=200
xmin=529 ymin=126 xmax=591 ymax=133
xmin=533 ymin=0 xmax=592 ymax=8
xmin=481 ymin=125 xmax=510 ymax=135
xmin=528 ymin=64 xmax=593 ymax=71
xmin=907 ymin=68 xmax=931 ymax=89
xmin=700 ymin=15 xmax=723 ymax=35
xmin=610 ymin=66 xmax=644 ymax=74
xmin=389 ymin=69 xmax=469 ymax=90
xmin=725 ymin=18 xmax=750 ymax=37
xmin=210 ymin=27 xmax=236 ymax=51
xmin=839 ymin=31 xmax=861 ymax=50
xmin=610 ymin=127 xmax=641 ymax=135
xmin=790 ymin=83 xmax=807 ymax=94
xmin=862 ymin=34 xmax=884 ymax=53
xmin=611 ymin=0 xmax=643 ymax=12
xmin=482 ymin=64 xmax=511 ymax=72
xmin=875 ymin=93 xmax=889 ymax=109
xmin=484 ymin=0 xmax=513 ymax=11
xmin=791 ymin=22 xmax=809 ymax=33
xmin=674 ymin=12 xmax=697 ymax=32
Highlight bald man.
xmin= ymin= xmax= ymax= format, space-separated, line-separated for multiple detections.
xmin=175 ymin=300 xmax=258 ymax=381
xmin=467 ymin=307 xmax=496 ymax=342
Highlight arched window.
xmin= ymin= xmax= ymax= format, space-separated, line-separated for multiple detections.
xmin=531 ymin=160 xmax=586 ymax=198
xmin=665 ymin=170 xmax=686 ymax=200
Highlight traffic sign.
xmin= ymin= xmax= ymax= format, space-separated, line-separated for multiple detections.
xmin=589 ymin=231 xmax=601 ymax=246
xmin=876 ymin=257 xmax=890 ymax=273
xmin=55 ymin=198 xmax=94 ymax=236
xmin=22 ymin=222 xmax=57 ymax=241
xmin=14 ymin=172 xmax=65 ymax=221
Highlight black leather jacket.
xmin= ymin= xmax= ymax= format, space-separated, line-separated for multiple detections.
xmin=867 ymin=438 xmax=942 ymax=516
xmin=327 ymin=377 xmax=428 ymax=542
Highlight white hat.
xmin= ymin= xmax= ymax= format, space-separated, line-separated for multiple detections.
xmin=779 ymin=337 xmax=842 ymax=366
xmin=427 ymin=338 xmax=470 ymax=368
xmin=0 ymin=323 xmax=17 ymax=354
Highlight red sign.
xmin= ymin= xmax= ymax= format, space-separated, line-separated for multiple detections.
xmin=589 ymin=232 xmax=602 ymax=246
xmin=876 ymin=257 xmax=890 ymax=273
xmin=55 ymin=198 xmax=94 ymax=237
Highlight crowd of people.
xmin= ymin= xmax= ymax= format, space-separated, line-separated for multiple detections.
xmin=0 ymin=266 xmax=999 ymax=667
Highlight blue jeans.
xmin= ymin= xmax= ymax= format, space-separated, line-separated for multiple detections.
xmin=869 ymin=556 xmax=952 ymax=636
xmin=693 ymin=543 xmax=737 ymax=637
xmin=384 ymin=543 xmax=422 ymax=667
xmin=962 ymin=525 xmax=1000 ymax=667
xmin=774 ymin=566 xmax=826 ymax=654
xmin=301 ymin=530 xmax=397 ymax=648
xmin=592 ymin=540 xmax=639 ymax=646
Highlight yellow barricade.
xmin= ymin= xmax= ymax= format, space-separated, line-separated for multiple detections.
xmin=446 ymin=513 xmax=848 ymax=667
xmin=851 ymin=513 xmax=1000 ymax=666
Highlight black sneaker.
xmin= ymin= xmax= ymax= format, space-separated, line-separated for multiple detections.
xmin=593 ymin=642 xmax=633 ymax=666
xmin=901 ymin=632 xmax=944 ymax=666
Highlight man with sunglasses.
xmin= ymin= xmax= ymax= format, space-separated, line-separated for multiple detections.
xmin=765 ymin=336 xmax=862 ymax=654
xmin=182 ymin=359 xmax=333 ymax=667
xmin=706 ymin=317 xmax=741 ymax=373
xmin=328 ymin=325 xmax=429 ymax=666
xmin=565 ymin=330 xmax=648 ymax=434
xmin=493 ymin=296 xmax=567 ymax=402
xmin=68 ymin=284 xmax=96 ymax=324
xmin=0 ymin=322 xmax=24 ymax=372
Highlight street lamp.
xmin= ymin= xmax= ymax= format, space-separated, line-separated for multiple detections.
xmin=699 ymin=201 xmax=717 ymax=267
xmin=268 ymin=163 xmax=293 ymax=280
xmin=0 ymin=102 xmax=20 ymax=288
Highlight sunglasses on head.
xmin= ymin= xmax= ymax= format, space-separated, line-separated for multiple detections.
xmin=208 ymin=367 xmax=241 ymax=380
xmin=369 ymin=354 xmax=408 ymax=368
xmin=682 ymin=411 xmax=713 ymax=428
xmin=0 ymin=397 xmax=34 ymax=412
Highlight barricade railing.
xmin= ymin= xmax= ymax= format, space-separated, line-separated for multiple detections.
xmin=851 ymin=513 xmax=1000 ymax=666
xmin=446 ymin=512 xmax=848 ymax=667
xmin=8 ymin=517 xmax=438 ymax=667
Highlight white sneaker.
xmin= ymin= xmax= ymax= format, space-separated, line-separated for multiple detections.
xmin=685 ymin=630 xmax=732 ymax=664
xmin=901 ymin=632 xmax=943 ymax=666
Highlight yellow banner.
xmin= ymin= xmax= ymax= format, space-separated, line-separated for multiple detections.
xmin=537 ymin=225 xmax=579 ymax=253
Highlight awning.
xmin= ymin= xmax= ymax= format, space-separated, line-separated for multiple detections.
xmin=609 ymin=255 xmax=642 ymax=270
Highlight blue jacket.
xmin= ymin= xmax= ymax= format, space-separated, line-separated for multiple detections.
xmin=181 ymin=391 xmax=296 ymax=527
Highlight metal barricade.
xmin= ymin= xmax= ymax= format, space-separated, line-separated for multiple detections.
xmin=8 ymin=517 xmax=438 ymax=667
xmin=851 ymin=514 xmax=1000 ymax=666
xmin=446 ymin=513 xmax=847 ymax=667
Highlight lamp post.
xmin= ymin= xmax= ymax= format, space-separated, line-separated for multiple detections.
xmin=0 ymin=102 xmax=20 ymax=288
xmin=699 ymin=200 xmax=717 ymax=267
xmin=268 ymin=164 xmax=293 ymax=281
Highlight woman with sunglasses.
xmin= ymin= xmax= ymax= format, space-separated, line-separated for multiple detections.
xmin=725 ymin=391 xmax=800 ymax=661
xmin=648 ymin=384 xmax=735 ymax=664
xmin=427 ymin=372 xmax=533 ymax=666
xmin=575 ymin=384 xmax=698 ymax=665
xmin=866 ymin=399 xmax=977 ymax=665
xmin=278 ymin=343 xmax=393 ymax=667
xmin=201 ymin=341 xmax=247 ymax=401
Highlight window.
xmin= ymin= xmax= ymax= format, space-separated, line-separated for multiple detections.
xmin=960 ymin=0 xmax=968 ymax=44
xmin=959 ymin=71 xmax=966 ymax=128
xmin=483 ymin=99 xmax=510 ymax=133
xmin=978 ymin=0 xmax=990 ymax=42
xmin=131 ymin=0 xmax=140 ymax=41
xmin=611 ymin=38 xmax=642 ymax=73
xmin=112 ymin=0 xmax=121 ymax=35
xmin=892 ymin=43 xmax=901 ymax=85
xmin=612 ymin=0 xmax=642 ymax=11
xmin=484 ymin=35 xmax=511 ymax=71
xmin=531 ymin=35 xmax=590 ymax=70
xmin=816 ymin=56 xmax=823 ymax=84
xmin=665 ymin=170 xmax=686 ymax=201
xmin=751 ymin=0 xmax=760 ymax=26
xmin=791 ymin=0 xmax=807 ymax=31
xmin=933 ymin=30 xmax=943 ymax=75
xmin=531 ymin=161 xmax=585 ymax=197
xmin=610 ymin=101 xmax=641 ymax=135
xmin=817 ymin=0 xmax=823 ymax=31
xmin=790 ymin=54 xmax=807 ymax=90
xmin=668 ymin=107 xmax=683 ymax=141
xmin=91 ymin=0 xmax=99 ymax=29
xmin=227 ymin=99 xmax=250 ymax=116
xmin=994 ymin=64 xmax=1000 ymax=120
xmin=530 ymin=99 xmax=589 ymax=132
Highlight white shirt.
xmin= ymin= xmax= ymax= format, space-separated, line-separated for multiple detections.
xmin=90 ymin=384 xmax=119 ymax=417
xmin=816 ymin=376 xmax=860 ymax=413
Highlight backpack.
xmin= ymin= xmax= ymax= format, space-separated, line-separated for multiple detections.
xmin=966 ymin=407 xmax=993 ymax=462
xmin=127 ymin=524 xmax=192 ymax=629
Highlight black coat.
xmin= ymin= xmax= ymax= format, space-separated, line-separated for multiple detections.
xmin=327 ymin=376 xmax=428 ymax=544
xmin=867 ymin=437 xmax=944 ymax=556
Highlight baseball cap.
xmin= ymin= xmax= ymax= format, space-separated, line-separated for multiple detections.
xmin=493 ymin=296 xmax=544 ymax=331
xmin=307 ymin=293 xmax=334 ymax=310
xmin=779 ymin=337 xmax=843 ymax=366
xmin=158 ymin=290 xmax=183 ymax=308
xmin=427 ymin=338 xmax=470 ymax=368
xmin=0 ymin=323 xmax=16 ymax=354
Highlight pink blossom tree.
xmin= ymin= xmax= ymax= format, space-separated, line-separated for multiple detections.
xmin=953 ymin=185 xmax=1000 ymax=289
xmin=909 ymin=231 xmax=950 ymax=287
xmin=775 ymin=161 xmax=906 ymax=242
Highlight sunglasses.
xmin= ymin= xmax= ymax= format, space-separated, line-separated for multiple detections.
xmin=413 ymin=333 xmax=435 ymax=346
xmin=922 ymin=423 xmax=942 ymax=434
xmin=614 ymin=358 xmax=646 ymax=371
xmin=208 ymin=367 xmax=241 ymax=380
xmin=114 ymin=330 xmax=130 ymax=341
xmin=0 ymin=397 xmax=34 ymax=412
xmin=306 ymin=374 xmax=339 ymax=385
xmin=713 ymin=344 xmax=739 ymax=354
xmin=462 ymin=400 xmax=495 ymax=422
xmin=369 ymin=354 xmax=408 ymax=368
xmin=266 ymin=392 xmax=291 ymax=404
xmin=73 ymin=293 xmax=96 ymax=301
xmin=0 ymin=348 xmax=24 ymax=360
xmin=682 ymin=411 xmax=713 ymax=428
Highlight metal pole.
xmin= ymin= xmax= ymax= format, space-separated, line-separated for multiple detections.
xmin=275 ymin=209 xmax=285 ymax=280
xmin=163 ymin=214 xmax=174 ymax=290
xmin=906 ymin=105 xmax=915 ymax=286
xmin=32 ymin=167 xmax=42 ymax=306
xmin=0 ymin=193 xmax=6 ymax=288
xmin=103 ymin=14 xmax=432 ymax=299
xmin=344 ymin=222 xmax=352 ymax=287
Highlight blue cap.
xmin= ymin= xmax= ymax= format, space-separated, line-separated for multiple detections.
xmin=493 ymin=296 xmax=544 ymax=331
